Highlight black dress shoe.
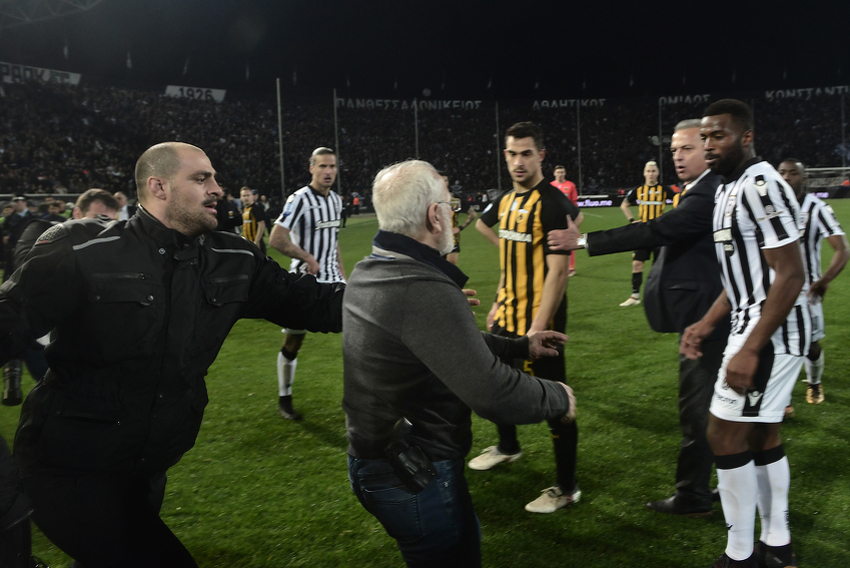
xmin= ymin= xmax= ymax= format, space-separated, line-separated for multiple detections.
xmin=646 ymin=496 xmax=713 ymax=517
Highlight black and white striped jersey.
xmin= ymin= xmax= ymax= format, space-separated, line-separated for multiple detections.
xmin=275 ymin=185 xmax=345 ymax=283
xmin=798 ymin=193 xmax=845 ymax=286
xmin=712 ymin=158 xmax=808 ymax=354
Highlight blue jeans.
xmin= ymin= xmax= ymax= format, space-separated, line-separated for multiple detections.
xmin=348 ymin=456 xmax=481 ymax=568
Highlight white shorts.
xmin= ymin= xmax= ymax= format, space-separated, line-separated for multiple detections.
xmin=709 ymin=334 xmax=804 ymax=423
xmin=808 ymin=301 xmax=824 ymax=343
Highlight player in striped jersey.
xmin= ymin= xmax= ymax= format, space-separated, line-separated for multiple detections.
xmin=269 ymin=147 xmax=346 ymax=419
xmin=777 ymin=159 xmax=848 ymax=408
xmin=618 ymin=161 xmax=675 ymax=306
xmin=471 ymin=122 xmax=582 ymax=514
xmin=681 ymin=100 xmax=807 ymax=568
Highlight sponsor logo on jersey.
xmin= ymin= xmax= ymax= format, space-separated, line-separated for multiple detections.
xmin=758 ymin=204 xmax=784 ymax=222
xmin=499 ymin=229 xmax=532 ymax=243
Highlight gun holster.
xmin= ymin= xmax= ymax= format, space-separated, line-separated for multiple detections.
xmin=384 ymin=418 xmax=436 ymax=494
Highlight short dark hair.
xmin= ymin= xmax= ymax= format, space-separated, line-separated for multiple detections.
xmin=779 ymin=157 xmax=806 ymax=171
xmin=76 ymin=188 xmax=119 ymax=215
xmin=702 ymin=99 xmax=754 ymax=132
xmin=554 ymin=165 xmax=566 ymax=171
xmin=309 ymin=147 xmax=336 ymax=166
xmin=505 ymin=122 xmax=545 ymax=151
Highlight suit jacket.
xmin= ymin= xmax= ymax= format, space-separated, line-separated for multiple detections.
xmin=586 ymin=170 xmax=730 ymax=339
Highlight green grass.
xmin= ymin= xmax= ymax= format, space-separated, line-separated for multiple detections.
xmin=4 ymin=203 xmax=850 ymax=567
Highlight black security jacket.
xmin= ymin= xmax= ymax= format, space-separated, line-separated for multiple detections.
xmin=0 ymin=207 xmax=343 ymax=475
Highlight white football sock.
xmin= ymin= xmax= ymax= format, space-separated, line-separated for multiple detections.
xmin=756 ymin=456 xmax=791 ymax=547
xmin=717 ymin=459 xmax=757 ymax=561
xmin=277 ymin=352 xmax=297 ymax=397
xmin=805 ymin=350 xmax=824 ymax=385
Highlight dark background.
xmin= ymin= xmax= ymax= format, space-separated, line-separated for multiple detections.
xmin=1 ymin=0 xmax=848 ymax=99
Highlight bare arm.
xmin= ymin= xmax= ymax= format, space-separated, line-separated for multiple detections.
xmin=268 ymin=224 xmax=320 ymax=275
xmin=475 ymin=218 xmax=499 ymax=247
xmin=681 ymin=290 xmax=732 ymax=359
xmin=726 ymin=242 xmax=805 ymax=393
xmin=460 ymin=208 xmax=478 ymax=229
xmin=486 ymin=273 xmax=505 ymax=331
xmin=620 ymin=199 xmax=636 ymax=223
xmin=528 ymin=253 xmax=569 ymax=334
xmin=336 ymin=242 xmax=347 ymax=280
xmin=254 ymin=220 xmax=266 ymax=248
xmin=809 ymin=233 xmax=850 ymax=300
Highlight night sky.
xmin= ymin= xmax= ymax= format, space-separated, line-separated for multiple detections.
xmin=0 ymin=0 xmax=848 ymax=100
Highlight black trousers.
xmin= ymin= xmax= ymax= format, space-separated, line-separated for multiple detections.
xmin=23 ymin=468 xmax=197 ymax=568
xmin=674 ymin=336 xmax=724 ymax=507
xmin=491 ymin=326 xmax=578 ymax=493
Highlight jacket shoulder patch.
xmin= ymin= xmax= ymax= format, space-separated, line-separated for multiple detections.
xmin=35 ymin=224 xmax=67 ymax=246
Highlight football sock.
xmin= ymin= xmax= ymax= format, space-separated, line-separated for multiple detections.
xmin=715 ymin=451 xmax=757 ymax=561
xmin=631 ymin=272 xmax=642 ymax=296
xmin=495 ymin=423 xmax=520 ymax=455
xmin=549 ymin=416 xmax=578 ymax=493
xmin=277 ymin=347 xmax=298 ymax=397
xmin=753 ymin=445 xmax=791 ymax=547
xmin=805 ymin=349 xmax=824 ymax=385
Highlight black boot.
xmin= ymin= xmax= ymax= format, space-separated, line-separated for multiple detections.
xmin=278 ymin=395 xmax=302 ymax=420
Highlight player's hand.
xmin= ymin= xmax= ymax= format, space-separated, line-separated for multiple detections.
xmin=807 ymin=278 xmax=828 ymax=303
xmin=452 ymin=227 xmax=460 ymax=235
xmin=527 ymin=330 xmax=568 ymax=358
xmin=305 ymin=255 xmax=320 ymax=275
xmin=546 ymin=215 xmax=581 ymax=251
xmin=559 ymin=383 xmax=576 ymax=423
xmin=724 ymin=348 xmax=758 ymax=395
xmin=680 ymin=320 xmax=714 ymax=360
xmin=486 ymin=302 xmax=499 ymax=331
xmin=462 ymin=289 xmax=480 ymax=307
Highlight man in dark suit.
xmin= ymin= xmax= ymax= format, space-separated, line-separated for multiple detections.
xmin=550 ymin=119 xmax=729 ymax=517
xmin=113 ymin=191 xmax=137 ymax=221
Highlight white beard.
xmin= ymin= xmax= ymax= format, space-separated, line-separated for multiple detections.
xmin=437 ymin=208 xmax=454 ymax=256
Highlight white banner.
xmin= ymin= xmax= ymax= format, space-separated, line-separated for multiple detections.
xmin=165 ymin=85 xmax=226 ymax=103
xmin=0 ymin=61 xmax=81 ymax=85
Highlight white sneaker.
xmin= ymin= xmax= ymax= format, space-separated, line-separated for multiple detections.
xmin=467 ymin=446 xmax=522 ymax=471
xmin=525 ymin=486 xmax=581 ymax=513
xmin=619 ymin=295 xmax=641 ymax=307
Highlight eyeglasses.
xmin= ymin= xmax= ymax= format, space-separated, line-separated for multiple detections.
xmin=436 ymin=199 xmax=462 ymax=212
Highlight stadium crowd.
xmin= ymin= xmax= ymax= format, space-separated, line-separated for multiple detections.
xmin=2 ymin=82 xmax=848 ymax=203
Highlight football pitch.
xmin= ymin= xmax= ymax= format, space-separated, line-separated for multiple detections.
xmin=4 ymin=202 xmax=849 ymax=567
